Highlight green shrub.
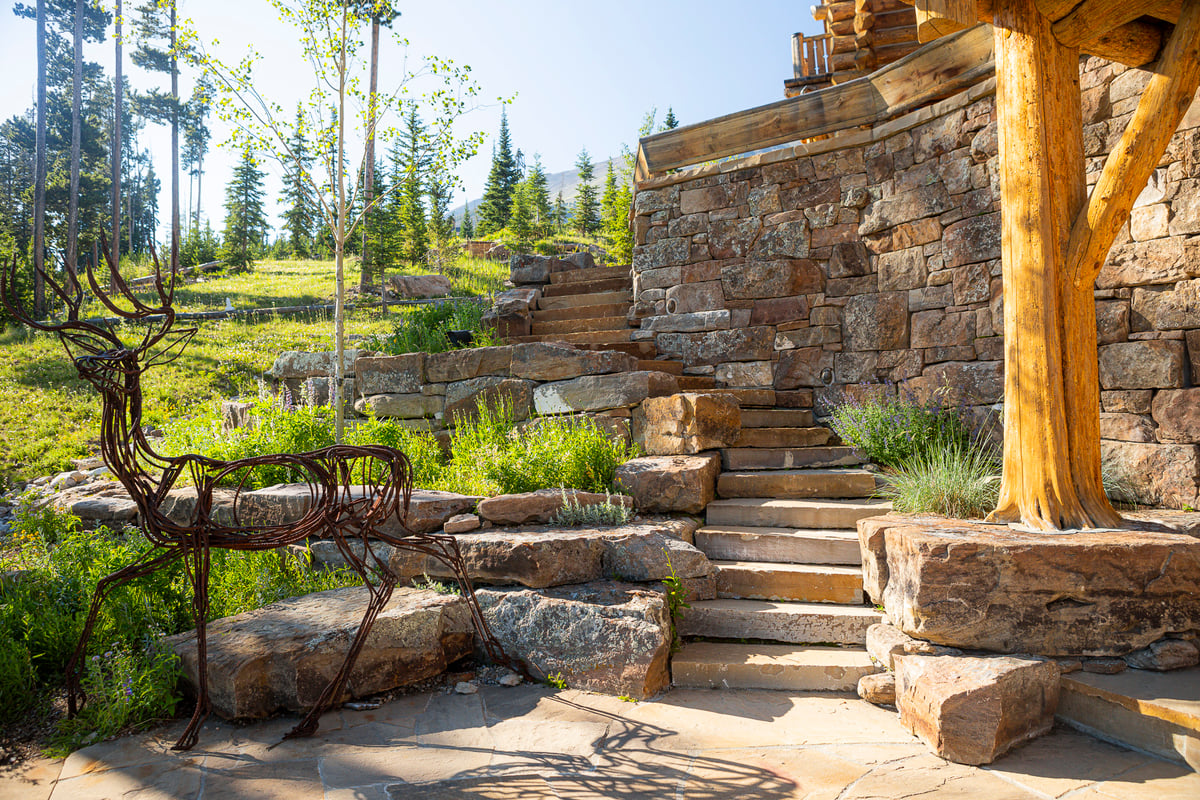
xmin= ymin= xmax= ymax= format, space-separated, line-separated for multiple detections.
xmin=828 ymin=389 xmax=973 ymax=468
xmin=877 ymin=442 xmax=1001 ymax=519
xmin=366 ymin=299 xmax=499 ymax=356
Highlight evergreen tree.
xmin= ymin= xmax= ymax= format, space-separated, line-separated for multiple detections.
xmin=280 ymin=105 xmax=314 ymax=257
xmin=661 ymin=107 xmax=679 ymax=131
xmin=572 ymin=147 xmax=599 ymax=236
xmin=526 ymin=154 xmax=552 ymax=238
xmin=220 ymin=146 xmax=268 ymax=269
xmin=509 ymin=178 xmax=533 ymax=249
xmin=553 ymin=190 xmax=567 ymax=233
xmin=601 ymin=159 xmax=632 ymax=261
xmin=476 ymin=109 xmax=519 ymax=235
xmin=460 ymin=204 xmax=474 ymax=239
xmin=394 ymin=107 xmax=429 ymax=266
xmin=426 ymin=167 xmax=455 ymax=250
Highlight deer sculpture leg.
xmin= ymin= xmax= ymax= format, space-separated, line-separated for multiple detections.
xmin=64 ymin=546 xmax=186 ymax=716
xmin=174 ymin=542 xmax=212 ymax=751
xmin=285 ymin=532 xmax=398 ymax=740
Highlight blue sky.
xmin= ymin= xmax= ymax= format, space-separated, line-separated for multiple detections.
xmin=0 ymin=1 xmax=823 ymax=234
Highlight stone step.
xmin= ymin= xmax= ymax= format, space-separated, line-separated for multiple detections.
xmin=714 ymin=560 xmax=864 ymax=604
xmin=677 ymin=376 xmax=718 ymax=391
xmin=509 ymin=329 xmax=634 ymax=346
xmin=740 ymin=408 xmax=815 ymax=428
xmin=1057 ymin=667 xmax=1200 ymax=770
xmin=548 ymin=266 xmax=630 ymax=285
xmin=733 ymin=427 xmax=836 ymax=449
xmin=702 ymin=388 xmax=777 ymax=407
xmin=537 ymin=290 xmax=632 ymax=311
xmin=721 ymin=447 xmax=861 ymax=471
xmin=530 ymin=316 xmax=630 ymax=336
xmin=717 ymin=469 xmax=877 ymax=500
xmin=678 ymin=599 xmax=883 ymax=645
xmin=695 ymin=525 xmax=863 ymax=565
xmin=540 ymin=278 xmax=631 ymax=298
xmin=672 ymin=642 xmax=875 ymax=692
xmin=577 ymin=340 xmax=659 ymax=359
xmin=532 ymin=302 xmax=630 ymax=323
xmin=706 ymin=498 xmax=892 ymax=530
xmin=638 ymin=359 xmax=685 ymax=375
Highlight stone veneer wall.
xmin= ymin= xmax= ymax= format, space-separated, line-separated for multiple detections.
xmin=631 ymin=58 xmax=1200 ymax=508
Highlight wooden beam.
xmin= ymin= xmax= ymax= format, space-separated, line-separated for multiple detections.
xmin=1053 ymin=0 xmax=1159 ymax=46
xmin=915 ymin=0 xmax=979 ymax=41
xmin=637 ymin=24 xmax=993 ymax=178
xmin=1067 ymin=0 xmax=1200 ymax=288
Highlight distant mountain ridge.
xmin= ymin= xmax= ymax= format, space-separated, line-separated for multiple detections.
xmin=451 ymin=156 xmax=619 ymax=225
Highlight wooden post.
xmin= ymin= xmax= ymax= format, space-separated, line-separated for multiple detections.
xmin=988 ymin=0 xmax=1122 ymax=530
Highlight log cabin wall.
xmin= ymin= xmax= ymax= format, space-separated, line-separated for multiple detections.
xmin=631 ymin=56 xmax=1200 ymax=509
xmin=795 ymin=0 xmax=922 ymax=93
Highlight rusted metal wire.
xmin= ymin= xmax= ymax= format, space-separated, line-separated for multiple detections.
xmin=1 ymin=246 xmax=514 ymax=751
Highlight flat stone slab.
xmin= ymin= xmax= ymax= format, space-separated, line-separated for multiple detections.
xmin=860 ymin=515 xmax=1200 ymax=656
xmin=164 ymin=586 xmax=472 ymax=719
xmin=477 ymin=581 xmax=672 ymax=698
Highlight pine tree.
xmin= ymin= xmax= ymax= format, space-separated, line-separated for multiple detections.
xmin=476 ymin=109 xmax=519 ymax=235
xmin=460 ymin=204 xmax=475 ymax=239
xmin=280 ymin=105 xmax=314 ymax=257
xmin=661 ymin=107 xmax=679 ymax=131
xmin=509 ymin=179 xmax=534 ymax=249
xmin=601 ymin=159 xmax=632 ymax=260
xmin=572 ymin=147 xmax=599 ymax=236
xmin=394 ymin=107 xmax=429 ymax=266
xmin=220 ymin=147 xmax=268 ymax=269
xmin=526 ymin=155 xmax=552 ymax=239
xmin=426 ymin=167 xmax=455 ymax=250
xmin=553 ymin=191 xmax=567 ymax=234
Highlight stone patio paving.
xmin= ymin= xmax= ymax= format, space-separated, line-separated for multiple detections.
xmin=4 ymin=686 xmax=1197 ymax=799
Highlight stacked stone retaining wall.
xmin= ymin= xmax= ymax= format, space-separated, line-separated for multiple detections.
xmin=631 ymin=58 xmax=1200 ymax=507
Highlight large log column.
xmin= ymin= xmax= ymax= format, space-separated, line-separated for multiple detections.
xmin=988 ymin=0 xmax=1121 ymax=530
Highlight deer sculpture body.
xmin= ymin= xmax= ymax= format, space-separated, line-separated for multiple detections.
xmin=2 ymin=249 xmax=510 ymax=751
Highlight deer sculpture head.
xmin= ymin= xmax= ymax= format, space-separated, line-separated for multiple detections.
xmin=1 ymin=238 xmax=197 ymax=401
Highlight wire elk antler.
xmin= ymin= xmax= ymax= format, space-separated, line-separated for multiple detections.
xmin=4 ymin=250 xmax=513 ymax=750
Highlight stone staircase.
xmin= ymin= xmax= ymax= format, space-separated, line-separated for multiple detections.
xmin=672 ymin=407 xmax=891 ymax=693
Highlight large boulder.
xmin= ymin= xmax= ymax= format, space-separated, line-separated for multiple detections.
xmin=533 ymin=372 xmax=679 ymax=415
xmin=476 ymin=488 xmax=633 ymax=526
xmin=614 ymin=454 xmax=721 ymax=514
xmin=268 ymin=350 xmax=370 ymax=380
xmin=444 ymin=377 xmax=534 ymax=423
xmin=633 ymin=393 xmax=740 ymax=455
xmin=165 ymin=587 xmax=473 ymax=719
xmin=895 ymin=654 xmax=1060 ymax=765
xmin=425 ymin=346 xmax=513 ymax=383
xmin=387 ymin=274 xmax=452 ymax=298
xmin=510 ymin=343 xmax=637 ymax=382
xmin=1101 ymin=440 xmax=1200 ymax=508
xmin=476 ymin=581 xmax=672 ymax=698
xmin=354 ymin=393 xmax=444 ymax=420
xmin=509 ymin=254 xmax=571 ymax=285
xmin=861 ymin=515 xmax=1200 ymax=656
xmin=483 ymin=288 xmax=539 ymax=339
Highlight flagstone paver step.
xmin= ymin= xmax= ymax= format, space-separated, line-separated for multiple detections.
xmin=717 ymin=469 xmax=877 ymax=500
xmin=1058 ymin=666 xmax=1200 ymax=770
xmin=575 ymin=341 xmax=659 ymax=358
xmin=541 ymin=278 xmax=631 ymax=297
xmin=721 ymin=447 xmax=861 ymax=471
xmin=532 ymin=302 xmax=630 ymax=322
xmin=714 ymin=560 xmax=864 ymax=604
xmin=695 ymin=525 xmax=863 ymax=565
xmin=733 ymin=427 xmax=836 ymax=449
xmin=678 ymin=598 xmax=883 ymax=644
xmin=671 ymin=642 xmax=875 ymax=692
xmin=548 ymin=266 xmax=630 ymax=284
xmin=537 ymin=290 xmax=632 ymax=311
xmin=677 ymin=376 xmax=718 ymax=391
xmin=530 ymin=316 xmax=631 ymax=336
xmin=706 ymin=498 xmax=891 ymax=530
xmin=509 ymin=329 xmax=634 ymax=346
xmin=701 ymin=388 xmax=777 ymax=407
xmin=638 ymin=359 xmax=685 ymax=375
xmin=740 ymin=408 xmax=815 ymax=428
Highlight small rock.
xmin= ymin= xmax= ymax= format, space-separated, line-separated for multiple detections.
xmin=1082 ymin=657 xmax=1127 ymax=675
xmin=1124 ymin=639 xmax=1200 ymax=671
xmin=499 ymin=673 xmax=523 ymax=687
xmin=1056 ymin=659 xmax=1083 ymax=674
xmin=444 ymin=513 xmax=482 ymax=534
xmin=454 ymin=681 xmax=478 ymax=695
xmin=866 ymin=623 xmax=916 ymax=670
xmin=857 ymin=672 xmax=896 ymax=705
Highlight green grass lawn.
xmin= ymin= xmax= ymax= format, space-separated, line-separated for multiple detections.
xmin=0 ymin=257 xmax=507 ymax=486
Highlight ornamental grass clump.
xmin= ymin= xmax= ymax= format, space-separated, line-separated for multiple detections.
xmin=877 ymin=442 xmax=1002 ymax=520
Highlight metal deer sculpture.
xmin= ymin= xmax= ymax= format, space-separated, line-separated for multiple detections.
xmin=2 ymin=246 xmax=510 ymax=751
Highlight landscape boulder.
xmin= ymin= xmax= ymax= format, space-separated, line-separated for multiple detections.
xmin=633 ymin=393 xmax=740 ymax=456
xmin=476 ymin=488 xmax=633 ymax=526
xmin=614 ymin=454 xmax=721 ymax=514
xmin=857 ymin=672 xmax=896 ymax=705
xmin=387 ymin=274 xmax=452 ymax=298
xmin=268 ymin=350 xmax=370 ymax=380
xmin=510 ymin=342 xmax=636 ymax=382
xmin=510 ymin=254 xmax=571 ymax=285
xmin=354 ymin=354 xmax=426 ymax=396
xmin=221 ymin=400 xmax=256 ymax=433
xmin=354 ymin=393 xmax=444 ymax=420
xmin=1123 ymin=638 xmax=1200 ymax=671
xmin=533 ymin=371 xmax=679 ymax=415
xmin=895 ymin=654 xmax=1060 ymax=765
xmin=483 ymin=288 xmax=539 ymax=339
xmin=476 ymin=581 xmax=672 ymax=698
xmin=165 ymin=586 xmax=472 ymax=719
xmin=444 ymin=377 xmax=534 ymax=423
xmin=425 ymin=346 xmax=513 ymax=383
xmin=861 ymin=515 xmax=1200 ymax=655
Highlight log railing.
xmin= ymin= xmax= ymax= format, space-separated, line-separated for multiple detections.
xmin=635 ymin=23 xmax=994 ymax=183
xmin=792 ymin=32 xmax=833 ymax=81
